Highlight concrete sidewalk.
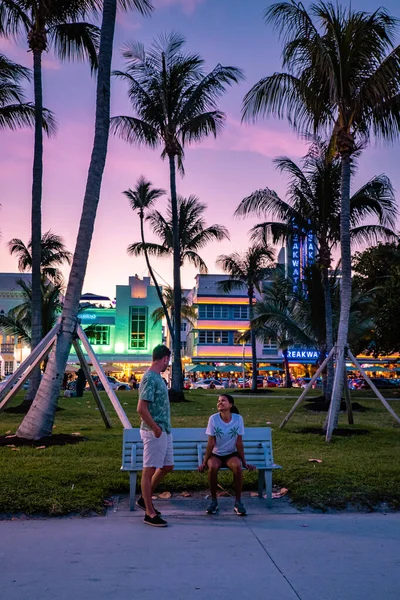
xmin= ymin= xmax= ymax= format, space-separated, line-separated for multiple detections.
xmin=1 ymin=496 xmax=399 ymax=600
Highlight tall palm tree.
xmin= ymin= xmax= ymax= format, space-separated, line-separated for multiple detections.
xmin=0 ymin=0 xmax=100 ymax=391
xmin=123 ymin=177 xmax=174 ymax=341
xmin=111 ymin=32 xmax=243 ymax=391
xmin=235 ymin=140 xmax=397 ymax=398
xmin=242 ymin=1 xmax=400 ymax=436
xmin=16 ymin=0 xmax=153 ymax=441
xmin=9 ymin=230 xmax=72 ymax=284
xmin=151 ymin=286 xmax=197 ymax=347
xmin=129 ymin=194 xmax=229 ymax=385
xmin=216 ymin=245 xmax=275 ymax=392
xmin=129 ymin=194 xmax=229 ymax=273
xmin=0 ymin=53 xmax=55 ymax=132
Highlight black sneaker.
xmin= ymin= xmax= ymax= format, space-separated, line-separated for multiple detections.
xmin=206 ymin=499 xmax=219 ymax=514
xmin=143 ymin=514 xmax=168 ymax=527
xmin=136 ymin=496 xmax=161 ymax=516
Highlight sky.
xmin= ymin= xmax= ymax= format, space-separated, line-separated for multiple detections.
xmin=1 ymin=0 xmax=400 ymax=299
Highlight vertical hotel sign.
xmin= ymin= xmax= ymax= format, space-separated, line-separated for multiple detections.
xmin=291 ymin=223 xmax=300 ymax=293
xmin=291 ymin=221 xmax=315 ymax=292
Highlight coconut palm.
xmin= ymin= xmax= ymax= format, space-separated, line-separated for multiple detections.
xmin=151 ymin=286 xmax=197 ymax=343
xmin=0 ymin=0 xmax=101 ymax=392
xmin=123 ymin=177 xmax=174 ymax=340
xmin=129 ymin=194 xmax=230 ymax=273
xmin=235 ymin=140 xmax=397 ymax=398
xmin=242 ymin=1 xmax=400 ymax=437
xmin=8 ymin=230 xmax=72 ymax=284
xmin=0 ymin=53 xmax=55 ymax=132
xmin=16 ymin=0 xmax=153 ymax=440
xmin=0 ymin=278 xmax=63 ymax=346
xmin=216 ymin=245 xmax=275 ymax=392
xmin=111 ymin=32 xmax=243 ymax=392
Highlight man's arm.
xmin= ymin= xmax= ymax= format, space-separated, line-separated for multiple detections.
xmin=137 ymin=399 xmax=162 ymax=438
xmin=236 ymin=436 xmax=256 ymax=470
xmin=198 ymin=436 xmax=216 ymax=471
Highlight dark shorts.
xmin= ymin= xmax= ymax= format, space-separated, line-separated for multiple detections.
xmin=211 ymin=451 xmax=239 ymax=467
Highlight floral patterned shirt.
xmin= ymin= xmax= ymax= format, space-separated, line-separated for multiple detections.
xmin=205 ymin=413 xmax=245 ymax=455
xmin=139 ymin=370 xmax=171 ymax=433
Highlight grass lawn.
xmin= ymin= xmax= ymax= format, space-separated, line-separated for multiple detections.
xmin=0 ymin=387 xmax=399 ymax=515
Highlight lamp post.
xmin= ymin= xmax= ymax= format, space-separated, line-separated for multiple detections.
xmin=238 ymin=329 xmax=246 ymax=388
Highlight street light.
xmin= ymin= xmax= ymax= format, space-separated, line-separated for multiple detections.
xmin=238 ymin=329 xmax=246 ymax=389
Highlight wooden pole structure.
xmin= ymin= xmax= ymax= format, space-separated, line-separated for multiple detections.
xmin=76 ymin=324 xmax=132 ymax=429
xmin=0 ymin=324 xmax=60 ymax=412
xmin=347 ymin=348 xmax=400 ymax=425
xmin=343 ymin=365 xmax=354 ymax=425
xmin=72 ymin=339 xmax=112 ymax=429
xmin=279 ymin=345 xmax=336 ymax=429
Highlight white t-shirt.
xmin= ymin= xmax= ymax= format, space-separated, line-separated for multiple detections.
xmin=205 ymin=413 xmax=245 ymax=456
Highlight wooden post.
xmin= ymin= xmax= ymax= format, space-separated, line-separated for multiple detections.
xmin=279 ymin=345 xmax=336 ymax=429
xmin=0 ymin=324 xmax=60 ymax=411
xmin=347 ymin=348 xmax=400 ymax=425
xmin=343 ymin=364 xmax=354 ymax=425
xmin=76 ymin=324 xmax=132 ymax=429
xmin=72 ymin=339 xmax=112 ymax=429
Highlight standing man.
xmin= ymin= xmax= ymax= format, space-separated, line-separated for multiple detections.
xmin=137 ymin=345 xmax=173 ymax=527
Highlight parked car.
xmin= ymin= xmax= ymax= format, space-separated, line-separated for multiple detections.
xmin=237 ymin=377 xmax=250 ymax=389
xmin=358 ymin=377 xmax=399 ymax=390
xmin=293 ymin=377 xmax=322 ymax=389
xmin=192 ymin=378 xmax=224 ymax=390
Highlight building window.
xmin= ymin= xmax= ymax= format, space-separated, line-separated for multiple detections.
xmin=198 ymin=305 xmax=229 ymax=319
xmin=4 ymin=361 xmax=14 ymax=375
xmin=180 ymin=341 xmax=187 ymax=352
xmin=233 ymin=305 xmax=249 ymax=319
xmin=198 ymin=330 xmax=229 ymax=344
xmin=263 ymin=339 xmax=277 ymax=355
xmin=181 ymin=322 xmax=187 ymax=332
xmin=130 ymin=307 xmax=147 ymax=349
xmin=84 ymin=325 xmax=110 ymax=346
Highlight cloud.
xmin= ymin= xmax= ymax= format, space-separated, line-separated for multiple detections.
xmin=153 ymin=0 xmax=206 ymax=15
xmin=194 ymin=115 xmax=308 ymax=158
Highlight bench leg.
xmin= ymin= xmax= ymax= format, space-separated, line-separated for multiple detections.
xmin=129 ymin=472 xmax=137 ymax=511
xmin=264 ymin=470 xmax=272 ymax=509
xmin=258 ymin=469 xmax=264 ymax=498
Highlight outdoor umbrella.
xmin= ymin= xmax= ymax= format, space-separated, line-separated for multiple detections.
xmin=65 ymin=364 xmax=79 ymax=373
xmin=104 ymin=364 xmax=124 ymax=374
xmin=362 ymin=366 xmax=392 ymax=373
xmin=187 ymin=365 xmax=217 ymax=373
xmin=215 ymin=365 xmax=243 ymax=373
xmin=258 ymin=366 xmax=284 ymax=372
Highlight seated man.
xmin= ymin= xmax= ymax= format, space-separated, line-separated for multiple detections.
xmin=198 ymin=394 xmax=255 ymax=516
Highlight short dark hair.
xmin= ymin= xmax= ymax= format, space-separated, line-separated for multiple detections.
xmin=152 ymin=344 xmax=171 ymax=361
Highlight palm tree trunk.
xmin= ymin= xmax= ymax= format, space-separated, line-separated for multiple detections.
xmin=282 ymin=348 xmax=292 ymax=388
xmin=16 ymin=0 xmax=117 ymax=440
xmin=322 ymin=265 xmax=334 ymax=401
xmin=26 ymin=48 xmax=44 ymax=402
xmin=326 ymin=154 xmax=352 ymax=438
xmin=139 ymin=213 xmax=174 ymax=342
xmin=168 ymin=153 xmax=183 ymax=393
xmin=249 ymin=293 xmax=257 ymax=392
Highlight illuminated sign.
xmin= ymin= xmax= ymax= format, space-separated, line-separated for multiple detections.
xmin=286 ymin=349 xmax=319 ymax=361
xmin=80 ymin=313 xmax=96 ymax=322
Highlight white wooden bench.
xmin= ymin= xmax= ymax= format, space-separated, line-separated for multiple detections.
xmin=121 ymin=427 xmax=282 ymax=510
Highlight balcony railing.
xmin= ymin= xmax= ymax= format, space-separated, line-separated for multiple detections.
xmin=1 ymin=344 xmax=15 ymax=354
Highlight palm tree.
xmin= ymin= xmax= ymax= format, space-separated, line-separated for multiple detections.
xmin=216 ymin=245 xmax=275 ymax=392
xmin=0 ymin=278 xmax=63 ymax=346
xmin=111 ymin=32 xmax=243 ymax=391
xmin=123 ymin=177 xmax=174 ymax=341
xmin=9 ymin=230 xmax=72 ymax=284
xmin=242 ymin=1 xmax=400 ymax=436
xmin=0 ymin=53 xmax=55 ymax=132
xmin=151 ymin=286 xmax=197 ymax=347
xmin=0 ymin=1 xmax=100 ymax=393
xmin=16 ymin=0 xmax=153 ymax=441
xmin=129 ymin=194 xmax=229 ymax=386
xmin=235 ymin=140 xmax=397 ymax=398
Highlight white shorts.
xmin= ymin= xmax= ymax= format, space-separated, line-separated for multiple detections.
xmin=140 ymin=430 xmax=174 ymax=469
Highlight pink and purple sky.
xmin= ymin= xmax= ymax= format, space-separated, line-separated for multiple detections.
xmin=1 ymin=0 xmax=400 ymax=299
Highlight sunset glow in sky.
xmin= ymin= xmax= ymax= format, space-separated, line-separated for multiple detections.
xmin=1 ymin=0 xmax=400 ymax=299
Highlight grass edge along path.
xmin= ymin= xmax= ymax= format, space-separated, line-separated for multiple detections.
xmin=0 ymin=389 xmax=399 ymax=515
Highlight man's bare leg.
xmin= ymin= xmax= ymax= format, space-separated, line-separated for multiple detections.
xmin=141 ymin=467 xmax=156 ymax=517
xmin=151 ymin=465 xmax=174 ymax=493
